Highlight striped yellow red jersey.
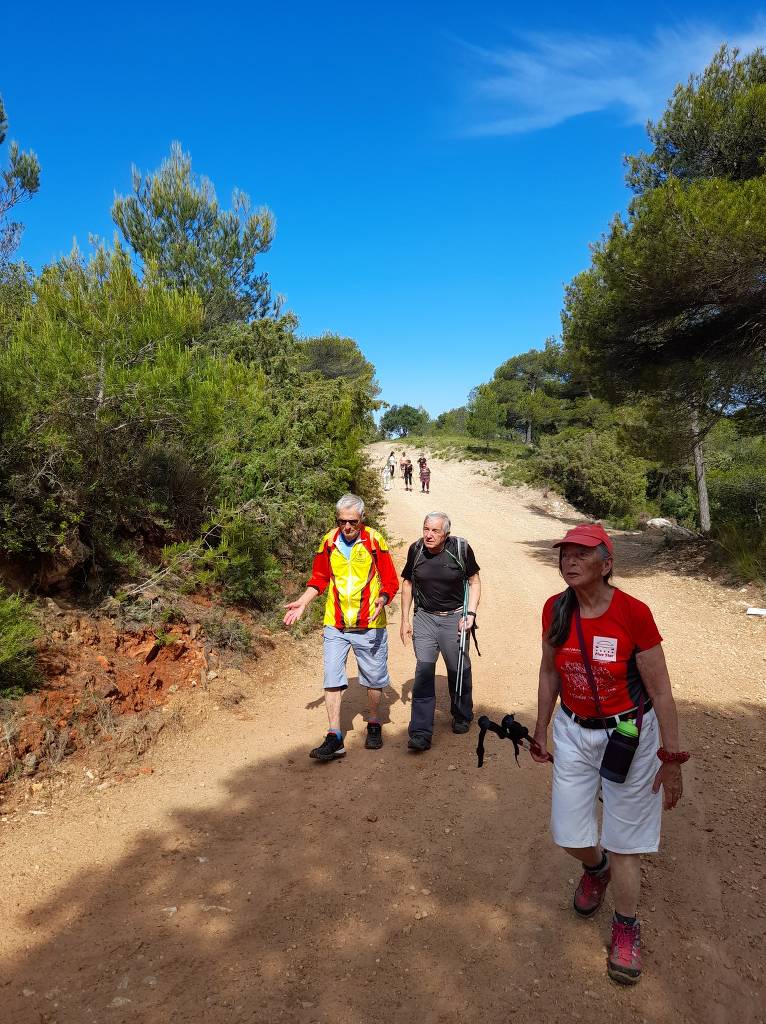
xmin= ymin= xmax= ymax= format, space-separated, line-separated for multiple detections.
xmin=307 ymin=527 xmax=399 ymax=629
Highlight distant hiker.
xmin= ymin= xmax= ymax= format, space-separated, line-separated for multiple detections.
xmin=387 ymin=451 xmax=397 ymax=479
xmin=531 ymin=523 xmax=687 ymax=986
xmin=399 ymin=451 xmax=408 ymax=477
xmin=381 ymin=463 xmax=392 ymax=491
xmin=403 ymin=458 xmax=413 ymax=491
xmin=283 ymin=494 xmax=399 ymax=760
xmin=419 ymin=460 xmax=431 ymax=493
xmin=399 ymin=512 xmax=480 ymax=750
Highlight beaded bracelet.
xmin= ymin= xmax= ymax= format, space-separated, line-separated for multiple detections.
xmin=657 ymin=748 xmax=690 ymax=764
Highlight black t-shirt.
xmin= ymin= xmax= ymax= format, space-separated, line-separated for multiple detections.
xmin=401 ymin=539 xmax=480 ymax=612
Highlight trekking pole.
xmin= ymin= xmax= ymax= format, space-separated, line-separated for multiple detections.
xmin=455 ymin=579 xmax=468 ymax=698
xmin=476 ymin=714 xmax=554 ymax=768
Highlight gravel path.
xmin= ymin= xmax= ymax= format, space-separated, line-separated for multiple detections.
xmin=2 ymin=444 xmax=764 ymax=1024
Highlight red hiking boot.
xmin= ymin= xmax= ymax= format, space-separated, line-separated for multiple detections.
xmin=573 ymin=866 xmax=611 ymax=917
xmin=608 ymin=917 xmax=642 ymax=984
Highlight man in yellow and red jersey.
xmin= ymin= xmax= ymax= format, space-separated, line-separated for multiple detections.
xmin=283 ymin=493 xmax=399 ymax=761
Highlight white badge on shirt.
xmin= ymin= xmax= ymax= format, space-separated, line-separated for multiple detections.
xmin=592 ymin=636 xmax=618 ymax=662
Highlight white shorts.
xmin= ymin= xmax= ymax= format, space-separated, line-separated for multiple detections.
xmin=550 ymin=706 xmax=662 ymax=854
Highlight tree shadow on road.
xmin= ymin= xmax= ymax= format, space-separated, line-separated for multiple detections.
xmin=524 ymin=503 xmax=583 ymax=527
xmin=4 ymin=701 xmax=764 ymax=1024
xmin=517 ymin=531 xmax=736 ymax=586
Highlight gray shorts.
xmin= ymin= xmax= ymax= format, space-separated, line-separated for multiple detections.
xmin=322 ymin=626 xmax=390 ymax=690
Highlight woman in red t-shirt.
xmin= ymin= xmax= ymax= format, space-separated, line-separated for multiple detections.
xmin=531 ymin=523 xmax=687 ymax=986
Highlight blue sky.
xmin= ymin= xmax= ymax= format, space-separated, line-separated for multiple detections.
xmin=4 ymin=2 xmax=766 ymax=414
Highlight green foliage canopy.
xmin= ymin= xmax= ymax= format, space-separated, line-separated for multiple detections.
xmin=466 ymin=385 xmax=503 ymax=446
xmin=380 ymin=404 xmax=429 ymax=438
xmin=0 ymin=241 xmax=380 ymax=604
xmin=626 ymin=45 xmax=766 ymax=192
xmin=434 ymin=406 xmax=469 ymax=434
xmin=112 ymin=143 xmax=275 ymax=328
xmin=299 ymin=333 xmax=377 ymax=382
xmin=492 ymin=340 xmax=569 ymax=442
xmin=563 ymin=175 xmax=766 ymax=386
xmin=0 ymin=96 xmax=40 ymax=268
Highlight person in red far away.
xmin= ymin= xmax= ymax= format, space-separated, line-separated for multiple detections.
xmin=531 ymin=523 xmax=688 ymax=986
xmin=283 ymin=494 xmax=399 ymax=761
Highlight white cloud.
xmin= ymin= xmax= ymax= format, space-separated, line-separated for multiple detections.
xmin=462 ymin=21 xmax=766 ymax=136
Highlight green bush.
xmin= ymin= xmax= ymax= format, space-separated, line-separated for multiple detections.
xmin=200 ymin=611 xmax=252 ymax=652
xmin=0 ymin=590 xmax=41 ymax=697
xmin=713 ymin=523 xmax=766 ymax=581
xmin=530 ymin=429 xmax=649 ymax=521
xmin=0 ymin=247 xmax=381 ymax=608
xmin=194 ymin=516 xmax=282 ymax=607
xmin=708 ymin=436 xmax=766 ymax=533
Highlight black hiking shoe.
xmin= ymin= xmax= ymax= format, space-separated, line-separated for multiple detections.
xmin=451 ymin=718 xmax=470 ymax=734
xmin=365 ymin=722 xmax=383 ymax=750
xmin=407 ymin=733 xmax=431 ymax=752
xmin=309 ymin=732 xmax=346 ymax=761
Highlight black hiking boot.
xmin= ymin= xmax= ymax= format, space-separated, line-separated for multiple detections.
xmin=451 ymin=718 xmax=470 ymax=734
xmin=365 ymin=722 xmax=383 ymax=750
xmin=309 ymin=732 xmax=346 ymax=761
xmin=407 ymin=733 xmax=431 ymax=752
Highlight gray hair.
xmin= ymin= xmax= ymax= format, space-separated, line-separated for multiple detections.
xmin=424 ymin=511 xmax=451 ymax=534
xmin=336 ymin=493 xmax=365 ymax=518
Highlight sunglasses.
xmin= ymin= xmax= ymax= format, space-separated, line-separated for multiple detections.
xmin=337 ymin=518 xmax=361 ymax=526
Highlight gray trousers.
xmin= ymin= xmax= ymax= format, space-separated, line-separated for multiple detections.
xmin=409 ymin=609 xmax=473 ymax=738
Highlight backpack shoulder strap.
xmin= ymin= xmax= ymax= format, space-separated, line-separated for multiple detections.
xmin=444 ymin=536 xmax=467 ymax=577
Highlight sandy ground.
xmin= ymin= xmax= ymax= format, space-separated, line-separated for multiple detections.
xmin=2 ymin=444 xmax=765 ymax=1024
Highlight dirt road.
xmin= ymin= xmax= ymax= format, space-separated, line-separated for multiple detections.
xmin=2 ymin=446 xmax=765 ymax=1024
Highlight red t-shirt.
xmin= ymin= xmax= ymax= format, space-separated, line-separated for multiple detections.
xmin=541 ymin=588 xmax=663 ymax=718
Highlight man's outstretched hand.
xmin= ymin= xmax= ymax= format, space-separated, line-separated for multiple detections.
xmin=283 ymin=601 xmax=306 ymax=627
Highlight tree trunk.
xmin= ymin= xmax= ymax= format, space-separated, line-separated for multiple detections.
xmin=525 ymin=420 xmax=532 ymax=444
xmin=691 ymin=410 xmax=711 ymax=534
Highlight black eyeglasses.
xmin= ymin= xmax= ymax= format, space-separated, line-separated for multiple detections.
xmin=337 ymin=518 xmax=360 ymax=526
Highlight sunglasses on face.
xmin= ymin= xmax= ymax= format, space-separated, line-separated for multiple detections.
xmin=337 ymin=518 xmax=360 ymax=526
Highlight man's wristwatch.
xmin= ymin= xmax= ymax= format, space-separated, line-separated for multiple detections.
xmin=466 ymin=611 xmax=476 ymax=619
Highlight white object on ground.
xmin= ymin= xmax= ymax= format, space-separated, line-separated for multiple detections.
xmin=645 ymin=518 xmax=697 ymax=539
xmin=745 ymin=607 xmax=766 ymax=616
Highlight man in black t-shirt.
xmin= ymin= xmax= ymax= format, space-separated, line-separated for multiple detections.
xmin=400 ymin=512 xmax=481 ymax=750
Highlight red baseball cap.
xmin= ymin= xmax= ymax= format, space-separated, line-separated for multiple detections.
xmin=553 ymin=523 xmax=614 ymax=556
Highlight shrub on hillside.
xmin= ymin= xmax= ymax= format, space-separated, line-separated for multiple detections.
xmin=0 ymin=590 xmax=40 ymax=696
xmin=531 ymin=429 xmax=649 ymax=521
xmin=707 ymin=433 xmax=766 ymax=533
xmin=200 ymin=611 xmax=252 ymax=652
xmin=0 ymin=248 xmax=381 ymax=605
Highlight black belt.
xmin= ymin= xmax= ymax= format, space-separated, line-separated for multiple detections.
xmin=560 ymin=699 xmax=652 ymax=730
xmin=418 ymin=608 xmax=462 ymax=617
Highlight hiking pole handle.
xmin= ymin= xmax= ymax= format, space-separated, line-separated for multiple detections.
xmin=476 ymin=714 xmax=553 ymax=767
